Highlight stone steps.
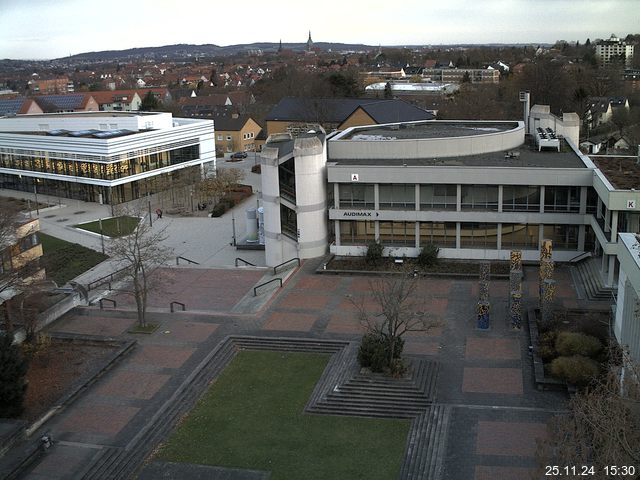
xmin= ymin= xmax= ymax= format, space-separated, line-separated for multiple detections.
xmin=307 ymin=359 xmax=439 ymax=418
xmin=400 ymin=404 xmax=452 ymax=480
xmin=573 ymin=259 xmax=616 ymax=301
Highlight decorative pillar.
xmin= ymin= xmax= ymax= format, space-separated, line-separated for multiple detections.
xmin=477 ymin=261 xmax=491 ymax=329
xmin=509 ymin=250 xmax=523 ymax=329
xmin=509 ymin=291 xmax=522 ymax=329
xmin=541 ymin=278 xmax=556 ymax=328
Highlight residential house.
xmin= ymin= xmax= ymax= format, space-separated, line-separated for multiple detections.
xmin=265 ymin=97 xmax=434 ymax=137
xmin=585 ymin=96 xmax=630 ymax=129
xmin=28 ymin=77 xmax=74 ymax=94
xmin=596 ymin=34 xmax=635 ymax=68
xmin=90 ymin=90 xmax=142 ymax=111
xmin=213 ymin=114 xmax=262 ymax=154
xmin=0 ymin=98 xmax=43 ymax=116
xmin=32 ymin=94 xmax=99 ymax=113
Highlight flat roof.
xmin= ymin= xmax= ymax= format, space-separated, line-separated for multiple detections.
xmin=338 ymin=121 xmax=519 ymax=141
xmin=591 ymin=156 xmax=640 ymax=190
xmin=4 ymin=111 xmax=159 ymax=119
xmin=330 ymin=138 xmax=586 ymax=169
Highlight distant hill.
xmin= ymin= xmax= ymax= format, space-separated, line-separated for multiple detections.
xmin=54 ymin=42 xmax=375 ymax=62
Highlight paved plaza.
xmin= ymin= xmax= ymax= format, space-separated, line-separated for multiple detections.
xmin=4 ymin=253 xmax=598 ymax=480
xmin=0 ymin=182 xmax=593 ymax=480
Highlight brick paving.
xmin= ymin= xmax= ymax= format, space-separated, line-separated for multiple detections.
xmin=476 ymin=421 xmax=548 ymax=456
xmin=16 ymin=262 xmax=594 ymax=480
xmin=465 ymin=338 xmax=521 ymax=360
xmin=474 ymin=465 xmax=536 ymax=480
xmin=95 ymin=370 xmax=170 ymax=400
xmin=462 ymin=367 xmax=524 ymax=395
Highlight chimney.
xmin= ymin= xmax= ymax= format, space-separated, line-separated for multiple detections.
xmin=519 ymin=91 xmax=530 ymax=132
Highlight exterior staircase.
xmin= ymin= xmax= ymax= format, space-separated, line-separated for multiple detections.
xmin=572 ymin=257 xmax=616 ymax=301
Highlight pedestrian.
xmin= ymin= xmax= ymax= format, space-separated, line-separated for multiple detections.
xmin=155 ymin=208 xmax=162 ymax=219
xmin=158 ymin=208 xmax=163 ymax=219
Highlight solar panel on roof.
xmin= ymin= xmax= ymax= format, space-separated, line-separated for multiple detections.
xmin=47 ymin=129 xmax=69 ymax=136
xmin=69 ymin=129 xmax=99 ymax=137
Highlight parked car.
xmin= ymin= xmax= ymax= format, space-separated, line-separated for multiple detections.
xmin=230 ymin=151 xmax=248 ymax=159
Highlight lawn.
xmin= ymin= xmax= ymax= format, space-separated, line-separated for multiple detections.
xmin=74 ymin=215 xmax=140 ymax=237
xmin=158 ymin=351 xmax=410 ymax=480
xmin=39 ymin=232 xmax=108 ymax=285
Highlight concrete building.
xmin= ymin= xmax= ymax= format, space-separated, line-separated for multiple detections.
xmin=0 ymin=111 xmax=215 ymax=204
xmin=260 ymin=132 xmax=328 ymax=266
xmin=0 ymin=217 xmax=45 ymax=309
xmin=259 ymin=102 xmax=639 ymax=294
xmin=614 ymin=233 xmax=640 ymax=363
xmin=595 ymin=34 xmax=635 ymax=67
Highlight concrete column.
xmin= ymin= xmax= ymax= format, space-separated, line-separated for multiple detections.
xmin=601 ymin=253 xmax=608 ymax=280
xmin=579 ymin=186 xmax=587 ymax=215
xmin=374 ymin=184 xmax=379 ymax=210
xmin=456 ymin=184 xmax=462 ymax=212
xmin=415 ymin=222 xmax=420 ymax=248
xmin=607 ymin=254 xmax=616 ymax=287
xmin=611 ymin=210 xmax=619 ymax=243
xmin=538 ymin=224 xmax=545 ymax=247
xmin=375 ymin=221 xmax=380 ymax=241
xmin=497 ymin=185 xmax=503 ymax=213
xmin=605 ymin=208 xmax=611 ymax=233
xmin=597 ymin=197 xmax=602 ymax=219
xmin=578 ymin=225 xmax=586 ymax=251
xmin=496 ymin=223 xmax=502 ymax=250
xmin=334 ymin=220 xmax=341 ymax=246
xmin=415 ymin=184 xmax=420 ymax=212
xmin=539 ymin=186 xmax=545 ymax=213
xmin=456 ymin=222 xmax=461 ymax=249
xmin=333 ymin=183 xmax=340 ymax=209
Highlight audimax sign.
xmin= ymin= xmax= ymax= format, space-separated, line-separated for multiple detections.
xmin=342 ymin=211 xmax=379 ymax=217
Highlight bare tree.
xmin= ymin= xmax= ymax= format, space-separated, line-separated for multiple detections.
xmin=195 ymin=167 xmax=245 ymax=206
xmin=537 ymin=356 xmax=640 ymax=479
xmin=353 ymin=274 xmax=440 ymax=374
xmin=106 ymin=216 xmax=173 ymax=327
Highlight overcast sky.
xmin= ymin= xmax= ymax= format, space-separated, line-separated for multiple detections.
xmin=0 ymin=0 xmax=638 ymax=60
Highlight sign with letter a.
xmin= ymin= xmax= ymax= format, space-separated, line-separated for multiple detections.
xmin=351 ymin=173 xmax=359 ymax=182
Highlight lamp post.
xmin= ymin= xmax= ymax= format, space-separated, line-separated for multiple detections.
xmin=34 ymin=180 xmax=40 ymax=216
xmin=99 ymin=217 xmax=105 ymax=255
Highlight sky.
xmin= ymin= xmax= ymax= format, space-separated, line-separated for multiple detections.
xmin=0 ymin=0 xmax=638 ymax=60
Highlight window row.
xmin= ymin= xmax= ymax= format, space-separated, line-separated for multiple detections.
xmin=338 ymin=221 xmax=579 ymax=250
xmin=337 ymin=184 xmax=584 ymax=213
xmin=0 ymin=145 xmax=200 ymax=180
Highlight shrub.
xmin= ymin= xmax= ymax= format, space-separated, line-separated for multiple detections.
xmin=358 ymin=332 xmax=388 ymax=372
xmin=0 ymin=333 xmax=29 ymax=418
xmin=358 ymin=332 xmax=405 ymax=373
xmin=550 ymin=355 xmax=600 ymax=385
xmin=555 ymin=332 xmax=602 ymax=358
xmin=537 ymin=344 xmax=557 ymax=362
xmin=365 ymin=241 xmax=384 ymax=266
xmin=417 ymin=244 xmax=439 ymax=268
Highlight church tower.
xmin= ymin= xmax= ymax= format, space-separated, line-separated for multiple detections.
xmin=306 ymin=31 xmax=313 ymax=53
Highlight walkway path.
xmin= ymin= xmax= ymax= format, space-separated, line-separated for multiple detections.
xmin=8 ymin=257 xmax=601 ymax=480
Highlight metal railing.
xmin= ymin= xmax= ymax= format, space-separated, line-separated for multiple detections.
xmin=568 ymin=251 xmax=592 ymax=263
xmin=254 ymin=278 xmax=282 ymax=296
xmin=99 ymin=298 xmax=117 ymax=309
xmin=87 ymin=266 xmax=130 ymax=291
xmin=235 ymin=257 xmax=256 ymax=267
xmin=273 ymin=257 xmax=300 ymax=275
xmin=170 ymin=301 xmax=186 ymax=312
xmin=176 ymin=256 xmax=200 ymax=265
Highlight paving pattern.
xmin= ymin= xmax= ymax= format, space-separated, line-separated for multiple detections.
xmin=12 ymin=261 xmax=594 ymax=480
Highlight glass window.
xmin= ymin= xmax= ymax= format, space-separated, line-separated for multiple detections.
xmin=501 ymin=224 xmax=539 ymax=249
xmin=379 ymin=184 xmax=415 ymax=210
xmin=339 ymin=220 xmax=375 ymax=245
xmin=586 ymin=187 xmax=598 ymax=214
xmin=379 ymin=221 xmax=415 ymax=246
xmin=419 ymin=222 xmax=456 ymax=247
xmin=460 ymin=223 xmax=497 ymax=249
xmin=420 ymin=184 xmax=456 ymax=210
xmin=280 ymin=204 xmax=297 ymax=240
xmin=542 ymin=225 xmax=579 ymax=250
xmin=338 ymin=184 xmax=374 ymax=208
xmin=461 ymin=185 xmax=499 ymax=211
xmin=502 ymin=186 xmax=540 ymax=212
xmin=544 ymin=186 xmax=580 ymax=212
